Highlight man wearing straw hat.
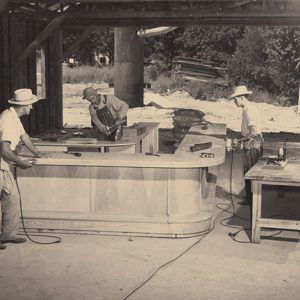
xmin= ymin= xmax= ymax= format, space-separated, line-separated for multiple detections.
xmin=0 ymin=88 xmax=42 ymax=250
xmin=229 ymin=85 xmax=264 ymax=206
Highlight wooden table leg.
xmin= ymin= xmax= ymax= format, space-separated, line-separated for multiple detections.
xmin=252 ymin=181 xmax=262 ymax=243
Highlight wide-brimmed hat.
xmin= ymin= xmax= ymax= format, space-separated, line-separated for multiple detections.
xmin=229 ymin=85 xmax=252 ymax=99
xmin=8 ymin=88 xmax=39 ymax=105
xmin=82 ymin=87 xmax=97 ymax=99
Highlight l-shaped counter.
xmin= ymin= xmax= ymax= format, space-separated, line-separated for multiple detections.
xmin=17 ymin=122 xmax=226 ymax=237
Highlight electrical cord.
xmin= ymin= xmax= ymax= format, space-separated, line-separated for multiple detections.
xmin=219 ymin=149 xmax=283 ymax=243
xmin=14 ymin=167 xmax=62 ymax=244
xmin=122 ymin=205 xmax=226 ymax=300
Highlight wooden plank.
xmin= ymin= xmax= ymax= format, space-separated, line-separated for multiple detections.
xmin=27 ymin=20 xmax=38 ymax=133
xmin=60 ymin=25 xmax=95 ymax=63
xmin=257 ymin=218 xmax=300 ymax=230
xmin=251 ymin=181 xmax=262 ymax=243
xmin=16 ymin=14 xmax=66 ymax=63
xmin=47 ymin=29 xmax=63 ymax=130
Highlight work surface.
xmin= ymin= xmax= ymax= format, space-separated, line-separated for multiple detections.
xmin=31 ymin=122 xmax=157 ymax=148
xmin=24 ymin=123 xmax=226 ymax=168
xmin=245 ymin=160 xmax=300 ymax=183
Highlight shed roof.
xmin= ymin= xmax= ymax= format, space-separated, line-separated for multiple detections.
xmin=3 ymin=1 xmax=300 ymax=27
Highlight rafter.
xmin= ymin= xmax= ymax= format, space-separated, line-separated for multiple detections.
xmin=16 ymin=13 xmax=66 ymax=62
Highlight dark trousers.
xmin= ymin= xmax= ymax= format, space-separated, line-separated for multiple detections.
xmin=244 ymin=147 xmax=262 ymax=203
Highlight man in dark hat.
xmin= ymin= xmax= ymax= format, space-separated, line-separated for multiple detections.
xmin=229 ymin=85 xmax=264 ymax=205
xmin=0 ymin=88 xmax=42 ymax=250
xmin=82 ymin=87 xmax=129 ymax=140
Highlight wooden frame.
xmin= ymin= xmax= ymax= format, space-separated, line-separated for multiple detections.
xmin=251 ymin=180 xmax=300 ymax=243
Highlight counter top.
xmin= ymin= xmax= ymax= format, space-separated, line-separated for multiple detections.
xmin=245 ymin=160 xmax=300 ymax=183
xmin=23 ymin=123 xmax=226 ymax=169
xmin=32 ymin=122 xmax=159 ymax=148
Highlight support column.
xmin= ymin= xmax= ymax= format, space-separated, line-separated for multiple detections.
xmin=114 ymin=27 xmax=144 ymax=108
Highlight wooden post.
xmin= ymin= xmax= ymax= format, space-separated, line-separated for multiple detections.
xmin=298 ymin=82 xmax=300 ymax=114
xmin=0 ymin=0 xmax=8 ymax=15
xmin=48 ymin=30 xmax=63 ymax=130
xmin=16 ymin=14 xmax=66 ymax=63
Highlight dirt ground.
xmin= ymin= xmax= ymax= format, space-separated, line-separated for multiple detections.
xmin=63 ymin=83 xmax=300 ymax=136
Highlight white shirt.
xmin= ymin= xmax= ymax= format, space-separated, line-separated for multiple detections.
xmin=0 ymin=107 xmax=25 ymax=171
xmin=241 ymin=102 xmax=262 ymax=137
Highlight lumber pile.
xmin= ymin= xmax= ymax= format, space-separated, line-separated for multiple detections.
xmin=173 ymin=56 xmax=228 ymax=86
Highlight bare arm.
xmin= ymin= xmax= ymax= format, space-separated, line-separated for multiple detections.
xmin=21 ymin=132 xmax=40 ymax=157
xmin=1 ymin=142 xmax=34 ymax=169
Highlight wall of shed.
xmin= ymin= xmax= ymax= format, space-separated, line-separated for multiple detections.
xmin=0 ymin=14 xmax=63 ymax=133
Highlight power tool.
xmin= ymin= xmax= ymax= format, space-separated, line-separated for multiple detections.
xmin=95 ymin=106 xmax=126 ymax=141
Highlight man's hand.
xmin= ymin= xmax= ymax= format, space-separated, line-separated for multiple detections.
xmin=18 ymin=158 xmax=37 ymax=169
xmin=115 ymin=119 xmax=123 ymax=127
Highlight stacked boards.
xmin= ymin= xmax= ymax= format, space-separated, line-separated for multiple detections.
xmin=173 ymin=109 xmax=205 ymax=143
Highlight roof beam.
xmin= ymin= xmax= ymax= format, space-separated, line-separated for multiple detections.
xmin=16 ymin=13 xmax=66 ymax=62
xmin=60 ymin=25 xmax=96 ymax=62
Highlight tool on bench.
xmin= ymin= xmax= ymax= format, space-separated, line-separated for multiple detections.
xmin=64 ymin=151 xmax=81 ymax=157
xmin=40 ymin=131 xmax=84 ymax=142
xmin=145 ymin=152 xmax=160 ymax=157
xmin=190 ymin=142 xmax=212 ymax=152
xmin=200 ymin=153 xmax=214 ymax=158
xmin=261 ymin=143 xmax=288 ymax=169
xmin=95 ymin=106 xmax=126 ymax=141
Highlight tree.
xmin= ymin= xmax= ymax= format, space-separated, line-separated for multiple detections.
xmin=62 ymin=28 xmax=114 ymax=66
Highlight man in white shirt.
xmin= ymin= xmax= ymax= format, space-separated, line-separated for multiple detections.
xmin=229 ymin=86 xmax=263 ymax=205
xmin=0 ymin=89 xmax=41 ymax=250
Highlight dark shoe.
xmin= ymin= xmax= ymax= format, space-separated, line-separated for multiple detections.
xmin=1 ymin=237 xmax=27 ymax=244
xmin=238 ymin=199 xmax=251 ymax=205
xmin=0 ymin=243 xmax=7 ymax=250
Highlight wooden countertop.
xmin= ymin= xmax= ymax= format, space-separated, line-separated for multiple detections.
xmin=245 ymin=160 xmax=300 ymax=183
xmin=23 ymin=123 xmax=226 ymax=169
xmin=32 ymin=122 xmax=159 ymax=148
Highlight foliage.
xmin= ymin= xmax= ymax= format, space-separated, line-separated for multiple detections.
xmin=62 ymin=25 xmax=300 ymax=105
xmin=227 ymin=26 xmax=300 ymax=103
xmin=151 ymin=74 xmax=185 ymax=94
xmin=176 ymin=26 xmax=244 ymax=65
xmin=62 ymin=28 xmax=114 ymax=66
xmin=63 ymin=65 xmax=114 ymax=84
xmin=144 ymin=28 xmax=185 ymax=71
xmin=187 ymin=80 xmax=229 ymax=101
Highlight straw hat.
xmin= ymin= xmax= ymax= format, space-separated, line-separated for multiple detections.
xmin=8 ymin=89 xmax=39 ymax=105
xmin=229 ymin=85 xmax=252 ymax=99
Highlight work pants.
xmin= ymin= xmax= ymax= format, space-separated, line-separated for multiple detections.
xmin=244 ymin=147 xmax=262 ymax=203
xmin=0 ymin=169 xmax=20 ymax=240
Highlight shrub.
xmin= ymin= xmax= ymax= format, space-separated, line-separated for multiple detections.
xmin=63 ymin=65 xmax=114 ymax=84
xmin=151 ymin=74 xmax=186 ymax=94
xmin=186 ymin=80 xmax=229 ymax=101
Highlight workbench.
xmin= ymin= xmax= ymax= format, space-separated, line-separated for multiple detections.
xmin=32 ymin=122 xmax=159 ymax=154
xmin=17 ymin=122 xmax=226 ymax=238
xmin=245 ymin=158 xmax=300 ymax=244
